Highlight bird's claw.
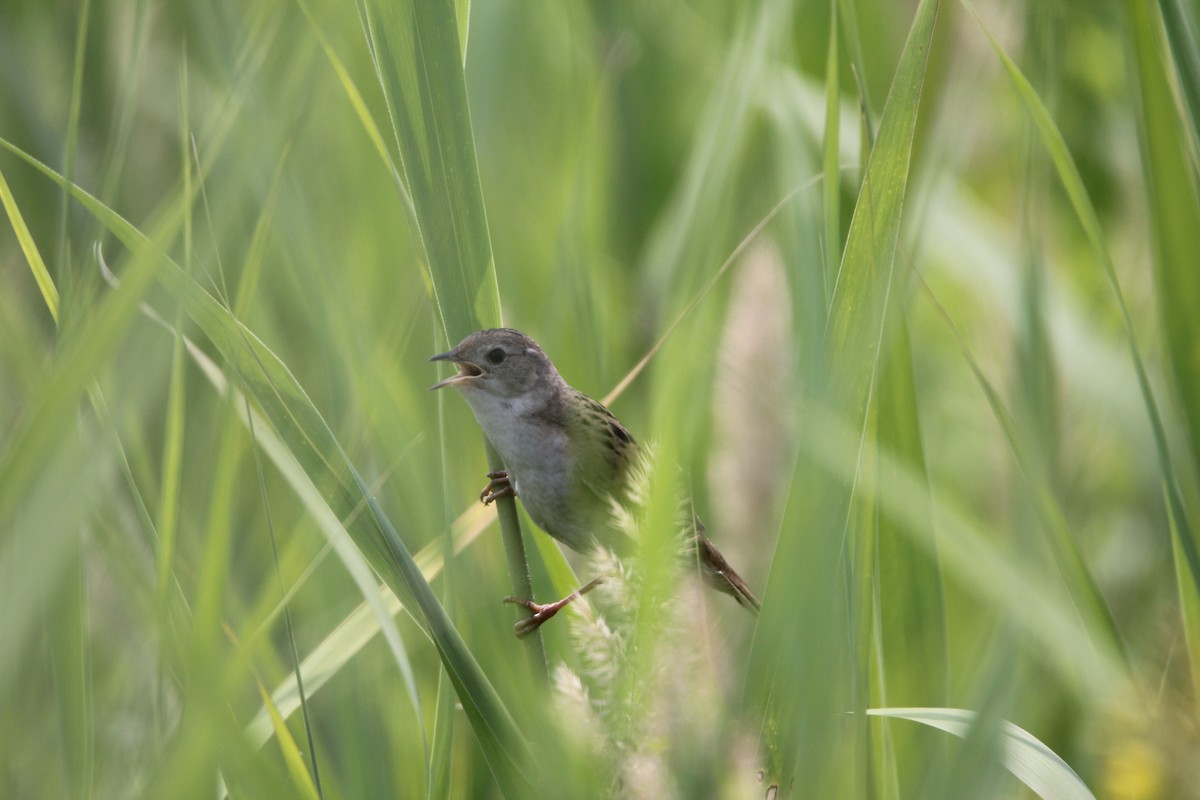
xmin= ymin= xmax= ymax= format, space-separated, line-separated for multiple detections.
xmin=479 ymin=470 xmax=515 ymax=505
xmin=502 ymin=577 xmax=604 ymax=638
xmin=503 ymin=596 xmax=559 ymax=637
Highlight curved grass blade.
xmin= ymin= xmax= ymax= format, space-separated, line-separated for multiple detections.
xmin=867 ymin=708 xmax=1096 ymax=800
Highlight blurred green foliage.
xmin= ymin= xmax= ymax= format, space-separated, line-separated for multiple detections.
xmin=2 ymin=0 xmax=1199 ymax=797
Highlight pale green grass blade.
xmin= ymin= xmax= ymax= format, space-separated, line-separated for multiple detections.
xmin=427 ymin=668 xmax=455 ymax=800
xmin=0 ymin=161 xmax=174 ymax=521
xmin=243 ymin=508 xmax=495 ymax=749
xmin=56 ymin=0 xmax=89 ymax=288
xmin=0 ymin=142 xmax=534 ymax=795
xmin=867 ymin=708 xmax=1097 ymax=800
xmin=1126 ymin=0 xmax=1200 ymax=694
xmin=0 ymin=168 xmax=59 ymax=322
xmin=256 ymin=683 xmax=321 ymax=800
xmin=156 ymin=308 xmax=187 ymax=602
xmin=181 ymin=332 xmax=422 ymax=759
xmin=822 ymin=0 xmax=841 ymax=299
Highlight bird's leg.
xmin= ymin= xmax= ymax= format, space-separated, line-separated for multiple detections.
xmin=503 ymin=577 xmax=604 ymax=638
xmin=479 ymin=470 xmax=515 ymax=505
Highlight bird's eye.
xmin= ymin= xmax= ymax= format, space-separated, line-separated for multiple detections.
xmin=486 ymin=347 xmax=507 ymax=365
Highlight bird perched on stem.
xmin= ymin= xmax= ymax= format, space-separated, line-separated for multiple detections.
xmin=431 ymin=328 xmax=760 ymax=636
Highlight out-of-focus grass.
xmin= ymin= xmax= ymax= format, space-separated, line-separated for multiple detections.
xmin=1 ymin=0 xmax=1197 ymax=797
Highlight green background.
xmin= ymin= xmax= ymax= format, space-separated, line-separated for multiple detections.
xmin=1 ymin=0 xmax=1198 ymax=797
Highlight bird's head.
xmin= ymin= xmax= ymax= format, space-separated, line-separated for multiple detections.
xmin=429 ymin=328 xmax=558 ymax=399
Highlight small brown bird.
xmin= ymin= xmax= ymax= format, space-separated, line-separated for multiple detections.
xmin=431 ymin=328 xmax=760 ymax=636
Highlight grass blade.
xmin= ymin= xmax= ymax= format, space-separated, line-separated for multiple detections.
xmin=0 ymin=141 xmax=536 ymax=796
xmin=359 ymin=0 xmax=499 ymax=341
xmin=1126 ymin=0 xmax=1200 ymax=696
xmin=0 ymin=168 xmax=59 ymax=322
xmin=970 ymin=0 xmax=1200 ymax=690
xmin=867 ymin=708 xmax=1097 ymax=800
xmin=750 ymin=0 xmax=939 ymax=790
xmin=358 ymin=0 xmax=549 ymax=688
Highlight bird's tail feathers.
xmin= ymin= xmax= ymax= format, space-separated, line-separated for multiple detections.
xmin=690 ymin=522 xmax=761 ymax=614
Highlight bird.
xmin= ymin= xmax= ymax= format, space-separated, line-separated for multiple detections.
xmin=431 ymin=327 xmax=761 ymax=636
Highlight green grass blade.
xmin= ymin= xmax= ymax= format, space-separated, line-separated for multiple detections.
xmin=180 ymin=334 xmax=424 ymax=752
xmin=427 ymin=668 xmax=456 ymax=800
xmin=256 ymin=683 xmax=322 ymax=800
xmin=156 ymin=307 xmax=187 ymax=603
xmin=750 ymin=0 xmax=939 ymax=789
xmin=293 ymin=0 xmax=415 ymax=222
xmin=838 ymin=0 xmax=875 ymax=144
xmin=0 ymin=159 xmax=174 ymax=522
xmin=970 ymin=0 xmax=1200 ymax=683
xmin=1126 ymin=0 xmax=1200 ymax=695
xmin=822 ymin=0 xmax=842 ymax=300
xmin=922 ymin=283 xmax=1126 ymax=661
xmin=0 ymin=168 xmax=59 ymax=323
xmin=867 ymin=708 xmax=1097 ymax=800
xmin=1157 ymin=0 xmax=1200 ymax=151
xmin=0 ymin=142 xmax=535 ymax=796
xmin=359 ymin=0 xmax=498 ymax=342
xmin=358 ymin=0 xmax=550 ymax=687
xmin=56 ymin=0 xmax=89 ymax=289
xmin=815 ymin=406 xmax=1127 ymax=697
xmin=825 ymin=0 xmax=936 ymax=391
xmin=872 ymin=308 xmax=948 ymax=797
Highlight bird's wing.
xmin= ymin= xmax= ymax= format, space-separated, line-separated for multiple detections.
xmin=568 ymin=390 xmax=640 ymax=506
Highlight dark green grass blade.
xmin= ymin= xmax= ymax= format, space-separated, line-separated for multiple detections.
xmin=1157 ymin=0 xmax=1200 ymax=151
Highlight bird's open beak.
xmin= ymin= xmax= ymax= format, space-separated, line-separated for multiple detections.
xmin=429 ymin=350 xmax=483 ymax=390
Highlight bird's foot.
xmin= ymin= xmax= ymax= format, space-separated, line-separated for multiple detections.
xmin=479 ymin=470 xmax=515 ymax=505
xmin=503 ymin=577 xmax=604 ymax=638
